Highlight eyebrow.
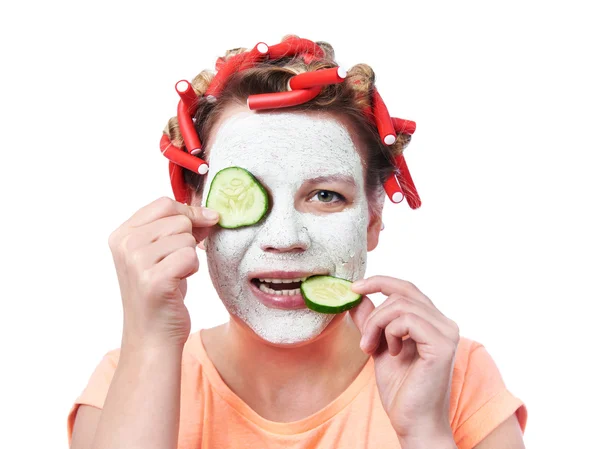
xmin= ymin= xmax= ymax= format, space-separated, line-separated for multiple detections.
xmin=305 ymin=174 xmax=357 ymax=187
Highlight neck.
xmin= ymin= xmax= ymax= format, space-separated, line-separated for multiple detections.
xmin=205 ymin=312 xmax=369 ymax=421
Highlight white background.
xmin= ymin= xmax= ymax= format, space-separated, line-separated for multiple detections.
xmin=1 ymin=0 xmax=598 ymax=447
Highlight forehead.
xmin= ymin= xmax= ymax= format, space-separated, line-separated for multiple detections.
xmin=205 ymin=111 xmax=364 ymax=187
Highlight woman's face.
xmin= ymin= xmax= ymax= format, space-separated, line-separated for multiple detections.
xmin=199 ymin=107 xmax=378 ymax=345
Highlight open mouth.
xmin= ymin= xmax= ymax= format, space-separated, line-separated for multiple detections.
xmin=250 ymin=277 xmax=307 ymax=296
xmin=248 ymin=271 xmax=331 ymax=310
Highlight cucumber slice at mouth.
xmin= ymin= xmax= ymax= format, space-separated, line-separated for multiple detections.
xmin=301 ymin=275 xmax=363 ymax=314
xmin=206 ymin=166 xmax=269 ymax=229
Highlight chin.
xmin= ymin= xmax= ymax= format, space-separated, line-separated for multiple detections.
xmin=229 ymin=310 xmax=346 ymax=347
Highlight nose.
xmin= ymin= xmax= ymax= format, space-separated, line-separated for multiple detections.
xmin=257 ymin=198 xmax=310 ymax=253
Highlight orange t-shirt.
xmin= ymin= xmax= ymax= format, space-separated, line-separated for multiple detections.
xmin=67 ymin=330 xmax=527 ymax=449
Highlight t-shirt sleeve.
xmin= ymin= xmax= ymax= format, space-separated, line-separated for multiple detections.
xmin=452 ymin=343 xmax=528 ymax=449
xmin=67 ymin=349 xmax=120 ymax=445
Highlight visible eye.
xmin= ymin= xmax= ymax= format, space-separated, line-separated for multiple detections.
xmin=310 ymin=190 xmax=346 ymax=204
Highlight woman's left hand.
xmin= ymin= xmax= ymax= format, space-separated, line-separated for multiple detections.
xmin=350 ymin=276 xmax=460 ymax=449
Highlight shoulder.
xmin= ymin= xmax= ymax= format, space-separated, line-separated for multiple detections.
xmin=94 ymin=330 xmax=208 ymax=372
xmin=452 ymin=335 xmax=505 ymax=393
xmin=450 ymin=336 xmax=500 ymax=424
xmin=450 ymin=336 xmax=528 ymax=446
xmin=181 ymin=329 xmax=209 ymax=368
xmin=453 ymin=335 xmax=509 ymax=383
xmin=452 ymin=336 xmax=484 ymax=375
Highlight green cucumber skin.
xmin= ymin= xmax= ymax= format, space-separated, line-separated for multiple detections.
xmin=303 ymin=294 xmax=363 ymax=314
xmin=301 ymin=275 xmax=363 ymax=314
xmin=205 ymin=166 xmax=269 ymax=229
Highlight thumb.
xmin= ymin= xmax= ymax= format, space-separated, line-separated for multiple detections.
xmin=349 ymin=295 xmax=375 ymax=335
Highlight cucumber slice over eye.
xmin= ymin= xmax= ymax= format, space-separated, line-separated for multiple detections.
xmin=206 ymin=166 xmax=269 ymax=229
xmin=301 ymin=275 xmax=363 ymax=314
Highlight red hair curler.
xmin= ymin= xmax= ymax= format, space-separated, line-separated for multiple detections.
xmin=160 ymin=134 xmax=208 ymax=175
xmin=205 ymin=52 xmax=247 ymax=98
xmin=176 ymin=80 xmax=204 ymax=155
xmin=268 ymin=37 xmax=325 ymax=60
xmin=393 ymin=153 xmax=421 ymax=209
xmin=383 ymin=154 xmax=421 ymax=209
xmin=207 ymin=43 xmax=269 ymax=98
xmin=176 ymin=99 xmax=202 ymax=156
xmin=392 ymin=117 xmax=416 ymax=135
xmin=384 ymin=174 xmax=405 ymax=204
xmin=288 ymin=67 xmax=346 ymax=90
xmin=168 ymin=159 xmax=188 ymax=204
xmin=215 ymin=56 xmax=226 ymax=72
xmin=176 ymin=80 xmax=198 ymax=113
xmin=301 ymin=52 xmax=316 ymax=64
xmin=372 ymin=88 xmax=396 ymax=146
xmin=160 ymin=134 xmax=208 ymax=204
xmin=387 ymin=117 xmax=420 ymax=208
xmin=162 ymin=37 xmax=421 ymax=209
xmin=239 ymin=42 xmax=269 ymax=71
xmin=248 ymin=86 xmax=321 ymax=110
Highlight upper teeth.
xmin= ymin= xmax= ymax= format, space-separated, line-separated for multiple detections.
xmin=258 ymin=277 xmax=307 ymax=283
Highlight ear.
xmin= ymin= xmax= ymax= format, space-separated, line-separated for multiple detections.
xmin=366 ymin=213 xmax=382 ymax=252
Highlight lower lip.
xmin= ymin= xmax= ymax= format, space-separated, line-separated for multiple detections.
xmin=250 ymin=281 xmax=307 ymax=310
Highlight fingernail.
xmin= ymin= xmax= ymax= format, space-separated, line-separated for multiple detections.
xmin=359 ymin=336 xmax=367 ymax=351
xmin=203 ymin=208 xmax=219 ymax=220
xmin=352 ymin=279 xmax=366 ymax=290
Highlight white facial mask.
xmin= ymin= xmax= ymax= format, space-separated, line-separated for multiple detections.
xmin=202 ymin=111 xmax=369 ymax=344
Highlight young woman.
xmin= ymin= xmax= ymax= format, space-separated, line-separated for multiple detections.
xmin=67 ymin=36 xmax=527 ymax=449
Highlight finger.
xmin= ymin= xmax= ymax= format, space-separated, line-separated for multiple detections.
xmin=143 ymin=233 xmax=198 ymax=266
xmin=186 ymin=206 xmax=220 ymax=228
xmin=349 ymin=295 xmax=375 ymax=335
xmin=140 ymin=214 xmax=194 ymax=244
xmin=126 ymin=197 xmax=219 ymax=229
xmin=362 ymin=295 xmax=448 ymax=347
xmin=360 ymin=297 xmax=438 ymax=354
xmin=155 ymin=246 xmax=200 ymax=281
xmin=386 ymin=313 xmax=447 ymax=355
xmin=141 ymin=203 xmax=218 ymax=244
xmin=126 ymin=197 xmax=185 ymax=227
xmin=190 ymin=220 xmax=218 ymax=245
xmin=354 ymin=277 xmax=459 ymax=339
xmin=122 ymin=215 xmax=212 ymax=253
xmin=351 ymin=276 xmax=433 ymax=307
xmin=385 ymin=324 xmax=404 ymax=356
xmin=358 ymin=293 xmax=402 ymax=352
xmin=386 ymin=332 xmax=418 ymax=359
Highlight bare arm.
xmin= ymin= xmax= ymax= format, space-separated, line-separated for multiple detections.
xmin=70 ymin=198 xmax=218 ymax=449
xmin=70 ymin=345 xmax=184 ymax=449
xmin=473 ymin=413 xmax=526 ymax=449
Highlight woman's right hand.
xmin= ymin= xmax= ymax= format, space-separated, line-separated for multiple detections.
xmin=108 ymin=196 xmax=220 ymax=350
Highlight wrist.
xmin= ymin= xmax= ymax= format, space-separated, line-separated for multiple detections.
xmin=121 ymin=330 xmax=188 ymax=354
xmin=121 ymin=338 xmax=185 ymax=361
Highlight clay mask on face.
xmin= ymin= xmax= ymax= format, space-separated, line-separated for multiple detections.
xmin=202 ymin=111 xmax=369 ymax=345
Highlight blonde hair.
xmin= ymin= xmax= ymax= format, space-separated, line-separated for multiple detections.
xmin=163 ymin=35 xmax=413 ymax=218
